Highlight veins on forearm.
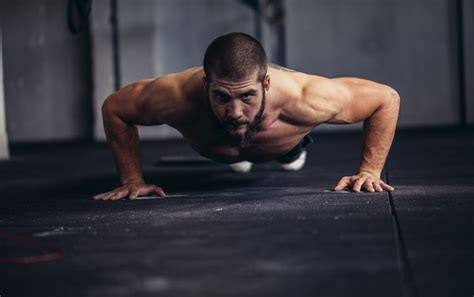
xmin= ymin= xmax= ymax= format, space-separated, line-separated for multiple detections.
xmin=358 ymin=97 xmax=399 ymax=176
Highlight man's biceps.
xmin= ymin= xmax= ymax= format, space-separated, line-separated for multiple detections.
xmin=326 ymin=108 xmax=360 ymax=124
xmin=339 ymin=98 xmax=379 ymax=123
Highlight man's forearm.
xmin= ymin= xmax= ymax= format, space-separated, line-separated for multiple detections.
xmin=358 ymin=93 xmax=400 ymax=178
xmin=103 ymin=106 xmax=144 ymax=185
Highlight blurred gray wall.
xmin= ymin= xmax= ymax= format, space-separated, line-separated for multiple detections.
xmin=464 ymin=0 xmax=474 ymax=124
xmin=90 ymin=0 xmax=116 ymax=141
xmin=1 ymin=0 xmax=92 ymax=142
xmin=1 ymin=0 xmax=472 ymax=143
xmin=0 ymin=25 xmax=9 ymax=159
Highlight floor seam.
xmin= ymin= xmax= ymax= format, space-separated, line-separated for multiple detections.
xmin=384 ymin=164 xmax=419 ymax=297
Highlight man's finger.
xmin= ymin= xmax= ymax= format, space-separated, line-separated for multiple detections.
xmin=109 ymin=193 xmax=120 ymax=200
xmin=101 ymin=192 xmax=117 ymax=200
xmin=365 ymin=181 xmax=375 ymax=192
xmin=92 ymin=193 xmax=103 ymax=200
xmin=93 ymin=192 xmax=110 ymax=200
xmin=352 ymin=177 xmax=366 ymax=192
xmin=134 ymin=186 xmax=157 ymax=198
xmin=129 ymin=188 xmax=140 ymax=200
xmin=374 ymin=183 xmax=384 ymax=192
xmin=118 ymin=189 xmax=131 ymax=200
xmin=111 ymin=189 xmax=129 ymax=200
xmin=334 ymin=177 xmax=350 ymax=191
xmin=154 ymin=186 xmax=166 ymax=197
xmin=381 ymin=182 xmax=395 ymax=192
xmin=110 ymin=193 xmax=125 ymax=200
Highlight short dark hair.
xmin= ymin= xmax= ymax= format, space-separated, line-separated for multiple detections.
xmin=203 ymin=32 xmax=267 ymax=82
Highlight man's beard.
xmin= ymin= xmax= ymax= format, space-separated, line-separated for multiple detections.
xmin=208 ymin=85 xmax=266 ymax=149
xmin=228 ymin=93 xmax=265 ymax=149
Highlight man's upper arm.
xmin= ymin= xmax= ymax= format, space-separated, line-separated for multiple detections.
xmin=305 ymin=77 xmax=399 ymax=125
xmin=102 ymin=76 xmax=181 ymax=126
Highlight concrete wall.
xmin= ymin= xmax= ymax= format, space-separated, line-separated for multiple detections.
xmin=3 ymin=0 xmax=468 ymax=143
xmin=0 ymin=24 xmax=10 ymax=159
xmin=463 ymin=0 xmax=474 ymax=124
xmin=90 ymin=0 xmax=116 ymax=140
xmin=1 ymin=0 xmax=92 ymax=142
xmin=150 ymin=0 xmax=255 ymax=76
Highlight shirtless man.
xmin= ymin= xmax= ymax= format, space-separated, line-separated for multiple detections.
xmin=93 ymin=32 xmax=399 ymax=201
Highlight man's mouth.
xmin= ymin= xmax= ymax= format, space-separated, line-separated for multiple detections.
xmin=223 ymin=121 xmax=248 ymax=129
xmin=229 ymin=123 xmax=250 ymax=131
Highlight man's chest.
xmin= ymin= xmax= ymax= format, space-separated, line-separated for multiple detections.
xmin=180 ymin=119 xmax=313 ymax=164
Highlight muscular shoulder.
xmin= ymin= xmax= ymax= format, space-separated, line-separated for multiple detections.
xmin=267 ymin=67 xmax=309 ymax=125
xmin=103 ymin=67 xmax=204 ymax=127
xmin=275 ymin=71 xmax=344 ymax=126
xmin=270 ymin=66 xmax=397 ymax=127
xmin=301 ymin=76 xmax=397 ymax=125
xmin=302 ymin=77 xmax=350 ymax=122
xmin=139 ymin=67 xmax=205 ymax=126
xmin=330 ymin=77 xmax=396 ymax=100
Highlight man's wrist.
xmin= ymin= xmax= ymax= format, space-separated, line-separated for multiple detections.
xmin=357 ymin=169 xmax=381 ymax=178
xmin=121 ymin=176 xmax=145 ymax=185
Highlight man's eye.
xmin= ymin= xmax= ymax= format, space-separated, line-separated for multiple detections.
xmin=214 ymin=94 xmax=229 ymax=102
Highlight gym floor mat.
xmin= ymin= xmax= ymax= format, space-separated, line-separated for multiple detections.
xmin=0 ymin=127 xmax=472 ymax=297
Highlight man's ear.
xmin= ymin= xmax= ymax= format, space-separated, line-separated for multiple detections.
xmin=203 ymin=76 xmax=209 ymax=94
xmin=263 ymin=74 xmax=270 ymax=91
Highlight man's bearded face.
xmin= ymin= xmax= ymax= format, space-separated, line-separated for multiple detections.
xmin=206 ymin=75 xmax=267 ymax=149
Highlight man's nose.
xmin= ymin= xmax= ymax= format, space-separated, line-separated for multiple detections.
xmin=226 ymin=100 xmax=243 ymax=119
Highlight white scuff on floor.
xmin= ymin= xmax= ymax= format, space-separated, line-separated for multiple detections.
xmin=33 ymin=226 xmax=84 ymax=237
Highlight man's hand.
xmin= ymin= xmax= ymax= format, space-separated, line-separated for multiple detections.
xmin=93 ymin=183 xmax=166 ymax=201
xmin=334 ymin=172 xmax=394 ymax=193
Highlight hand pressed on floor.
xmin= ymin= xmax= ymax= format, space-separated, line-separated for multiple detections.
xmin=334 ymin=172 xmax=394 ymax=193
xmin=93 ymin=183 xmax=166 ymax=201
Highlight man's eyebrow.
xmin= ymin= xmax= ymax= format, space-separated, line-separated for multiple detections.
xmin=211 ymin=88 xmax=257 ymax=96
xmin=237 ymin=89 xmax=258 ymax=96
xmin=211 ymin=90 xmax=230 ymax=96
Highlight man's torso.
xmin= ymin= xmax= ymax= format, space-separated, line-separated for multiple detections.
xmin=146 ymin=66 xmax=325 ymax=164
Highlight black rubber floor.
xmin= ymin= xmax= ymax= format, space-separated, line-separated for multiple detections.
xmin=0 ymin=127 xmax=473 ymax=297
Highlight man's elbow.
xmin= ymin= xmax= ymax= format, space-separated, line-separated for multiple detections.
xmin=380 ymin=88 xmax=401 ymax=127
xmin=101 ymin=95 xmax=115 ymax=116
xmin=102 ymin=94 xmax=126 ymax=122
xmin=382 ymin=87 xmax=400 ymax=114
xmin=101 ymin=95 xmax=124 ymax=127
xmin=387 ymin=87 xmax=400 ymax=104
